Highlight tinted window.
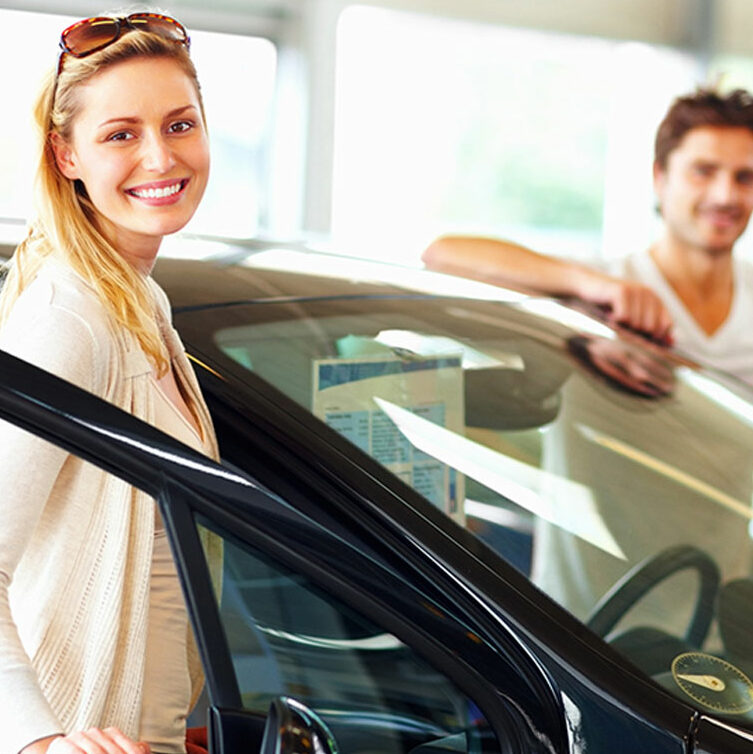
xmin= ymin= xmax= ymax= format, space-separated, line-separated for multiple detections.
xmin=195 ymin=515 xmax=496 ymax=754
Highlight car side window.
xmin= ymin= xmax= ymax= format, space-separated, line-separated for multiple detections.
xmin=195 ymin=514 xmax=496 ymax=754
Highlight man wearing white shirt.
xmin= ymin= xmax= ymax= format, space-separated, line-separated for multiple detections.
xmin=423 ymin=88 xmax=753 ymax=385
xmin=424 ymin=89 xmax=753 ymax=644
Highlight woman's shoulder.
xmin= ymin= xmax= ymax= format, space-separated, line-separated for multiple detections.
xmin=18 ymin=259 xmax=111 ymax=331
xmin=0 ymin=261 xmax=116 ymax=392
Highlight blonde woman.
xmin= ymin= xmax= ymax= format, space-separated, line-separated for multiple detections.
xmin=0 ymin=14 xmax=219 ymax=754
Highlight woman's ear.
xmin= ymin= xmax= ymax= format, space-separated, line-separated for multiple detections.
xmin=49 ymin=132 xmax=80 ymax=180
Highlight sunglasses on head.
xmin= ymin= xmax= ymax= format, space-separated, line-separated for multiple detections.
xmin=57 ymin=13 xmax=189 ymax=74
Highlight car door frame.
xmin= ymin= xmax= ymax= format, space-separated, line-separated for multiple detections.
xmin=0 ymin=348 xmax=569 ymax=753
xmin=7 ymin=343 xmax=750 ymax=753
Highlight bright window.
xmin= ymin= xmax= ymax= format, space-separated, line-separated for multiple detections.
xmin=332 ymin=6 xmax=696 ymax=265
xmin=0 ymin=9 xmax=276 ymax=242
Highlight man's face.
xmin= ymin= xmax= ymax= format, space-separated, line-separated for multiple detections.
xmin=654 ymin=125 xmax=753 ymax=255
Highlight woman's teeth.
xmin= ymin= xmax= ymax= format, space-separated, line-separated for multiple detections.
xmin=130 ymin=182 xmax=183 ymax=199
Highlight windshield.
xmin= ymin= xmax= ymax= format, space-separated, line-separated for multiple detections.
xmin=185 ymin=291 xmax=753 ymax=724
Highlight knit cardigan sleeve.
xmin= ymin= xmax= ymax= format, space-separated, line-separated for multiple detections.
xmin=0 ymin=275 xmax=106 ymax=754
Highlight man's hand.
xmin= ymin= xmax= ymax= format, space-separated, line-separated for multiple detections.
xmin=578 ymin=273 xmax=674 ymax=346
xmin=23 ymin=729 xmax=150 ymax=754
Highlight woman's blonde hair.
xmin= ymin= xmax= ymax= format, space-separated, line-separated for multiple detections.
xmin=0 ymin=28 xmax=205 ymax=375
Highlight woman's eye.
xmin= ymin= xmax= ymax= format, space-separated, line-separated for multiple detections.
xmin=107 ymin=131 xmax=133 ymax=142
xmin=169 ymin=120 xmax=194 ymax=134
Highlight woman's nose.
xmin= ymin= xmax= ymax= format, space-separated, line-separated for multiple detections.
xmin=141 ymin=133 xmax=176 ymax=173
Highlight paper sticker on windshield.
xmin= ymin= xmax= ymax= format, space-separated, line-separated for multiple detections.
xmin=312 ymin=353 xmax=465 ymax=523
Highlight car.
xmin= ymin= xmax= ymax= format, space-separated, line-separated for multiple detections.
xmin=3 ymin=242 xmax=753 ymax=753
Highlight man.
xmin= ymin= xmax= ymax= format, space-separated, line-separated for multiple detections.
xmin=425 ymin=89 xmax=753 ymax=638
xmin=422 ymin=88 xmax=753 ymax=385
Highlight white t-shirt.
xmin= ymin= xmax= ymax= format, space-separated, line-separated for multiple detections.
xmin=606 ymin=249 xmax=753 ymax=387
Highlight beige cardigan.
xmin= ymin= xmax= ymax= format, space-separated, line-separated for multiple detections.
xmin=0 ymin=260 xmax=219 ymax=754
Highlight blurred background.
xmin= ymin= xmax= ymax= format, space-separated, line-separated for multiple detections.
xmin=2 ymin=0 xmax=753 ymax=266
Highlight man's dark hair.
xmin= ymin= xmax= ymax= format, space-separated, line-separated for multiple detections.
xmin=654 ymin=87 xmax=753 ymax=168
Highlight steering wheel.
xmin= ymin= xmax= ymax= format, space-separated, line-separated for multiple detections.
xmin=586 ymin=544 xmax=720 ymax=648
xmin=261 ymin=696 xmax=339 ymax=754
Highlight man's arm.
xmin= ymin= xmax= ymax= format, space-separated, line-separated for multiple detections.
xmin=422 ymin=235 xmax=674 ymax=344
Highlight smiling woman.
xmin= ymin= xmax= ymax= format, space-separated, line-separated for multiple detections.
xmin=0 ymin=13 xmax=220 ymax=754
xmin=0 ymin=9 xmax=276 ymax=242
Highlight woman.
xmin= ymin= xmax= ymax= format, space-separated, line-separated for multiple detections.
xmin=0 ymin=13 xmax=218 ymax=754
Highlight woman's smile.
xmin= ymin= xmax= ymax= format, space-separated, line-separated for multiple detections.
xmin=125 ymin=177 xmax=190 ymax=204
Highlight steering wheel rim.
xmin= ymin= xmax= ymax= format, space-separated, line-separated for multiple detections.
xmin=586 ymin=544 xmax=720 ymax=647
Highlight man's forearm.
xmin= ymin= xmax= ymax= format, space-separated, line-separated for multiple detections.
xmin=421 ymin=235 xmax=674 ymax=342
xmin=421 ymin=235 xmax=600 ymax=296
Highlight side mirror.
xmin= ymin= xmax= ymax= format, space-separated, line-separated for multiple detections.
xmin=261 ymin=696 xmax=339 ymax=754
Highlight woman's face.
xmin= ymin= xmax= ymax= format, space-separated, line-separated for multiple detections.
xmin=51 ymin=56 xmax=210 ymax=271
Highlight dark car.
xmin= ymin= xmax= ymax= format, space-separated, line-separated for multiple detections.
xmin=3 ymin=243 xmax=753 ymax=753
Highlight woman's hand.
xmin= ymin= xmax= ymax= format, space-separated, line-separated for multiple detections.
xmin=23 ymin=729 xmax=150 ymax=754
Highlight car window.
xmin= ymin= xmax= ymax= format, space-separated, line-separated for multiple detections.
xmin=189 ymin=293 xmax=753 ymax=722
xmin=194 ymin=514 xmax=497 ymax=754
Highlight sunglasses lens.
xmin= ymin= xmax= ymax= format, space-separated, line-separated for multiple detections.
xmin=61 ymin=17 xmax=119 ymax=56
xmin=129 ymin=14 xmax=188 ymax=44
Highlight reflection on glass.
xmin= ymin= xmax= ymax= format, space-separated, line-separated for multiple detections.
xmin=567 ymin=334 xmax=675 ymax=398
xmin=195 ymin=518 xmax=495 ymax=754
xmin=204 ymin=294 xmax=753 ymax=723
xmin=375 ymin=397 xmax=623 ymax=559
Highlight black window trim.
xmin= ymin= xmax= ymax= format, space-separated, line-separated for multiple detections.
xmin=158 ymin=476 xmax=552 ymax=752
xmin=0 ymin=346 xmax=702 ymax=748
xmin=0 ymin=349 xmax=565 ymax=751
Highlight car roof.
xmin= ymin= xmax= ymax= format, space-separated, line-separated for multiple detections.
xmin=153 ymin=245 xmax=525 ymax=310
